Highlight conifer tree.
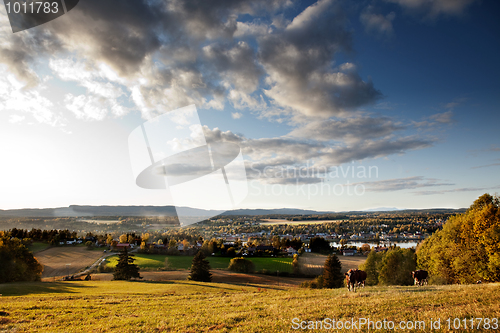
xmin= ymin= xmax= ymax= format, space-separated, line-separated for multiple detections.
xmin=188 ymin=251 xmax=212 ymax=282
xmin=113 ymin=247 xmax=142 ymax=280
xmin=322 ymin=254 xmax=343 ymax=288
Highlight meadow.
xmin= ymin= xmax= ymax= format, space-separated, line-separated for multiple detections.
xmin=104 ymin=254 xmax=295 ymax=273
xmin=28 ymin=242 xmax=51 ymax=253
xmin=0 ymin=281 xmax=498 ymax=332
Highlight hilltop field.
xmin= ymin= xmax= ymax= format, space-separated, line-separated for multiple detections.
xmin=0 ymin=281 xmax=498 ymax=332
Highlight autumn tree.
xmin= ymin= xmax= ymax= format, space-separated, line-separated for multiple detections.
xmin=0 ymin=233 xmax=43 ymax=283
xmin=417 ymin=194 xmax=500 ymax=283
xmin=292 ymin=253 xmax=300 ymax=275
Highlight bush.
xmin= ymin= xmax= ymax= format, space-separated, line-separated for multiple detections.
xmin=300 ymin=275 xmax=324 ymax=289
xmin=228 ymin=257 xmax=255 ymax=273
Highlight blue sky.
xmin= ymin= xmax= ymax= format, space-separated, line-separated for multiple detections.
xmin=0 ymin=0 xmax=499 ymax=211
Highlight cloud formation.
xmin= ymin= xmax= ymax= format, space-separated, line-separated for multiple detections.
xmin=360 ymin=6 xmax=396 ymax=36
xmin=354 ymin=176 xmax=454 ymax=192
xmin=202 ymin=125 xmax=435 ymax=184
xmin=0 ymin=0 xmax=384 ymax=121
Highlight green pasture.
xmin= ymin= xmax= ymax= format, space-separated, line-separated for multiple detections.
xmin=104 ymin=254 xmax=293 ymax=272
xmin=28 ymin=242 xmax=51 ymax=253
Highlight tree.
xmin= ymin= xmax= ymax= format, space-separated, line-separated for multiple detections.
xmin=0 ymin=233 xmax=43 ymax=283
xmin=378 ymin=248 xmax=416 ymax=285
xmin=417 ymin=193 xmax=500 ymax=284
xmin=127 ymin=234 xmax=135 ymax=244
xmin=226 ymin=247 xmax=236 ymax=257
xmin=188 ymin=251 xmax=212 ymax=282
xmin=292 ymin=253 xmax=300 ymax=275
xmin=322 ymin=254 xmax=343 ymax=288
xmin=119 ymin=234 xmax=128 ymax=243
xmin=113 ymin=248 xmax=142 ymax=280
xmin=360 ymin=244 xmax=371 ymax=252
xmin=309 ymin=237 xmax=331 ymax=253
xmin=85 ymin=241 xmax=93 ymax=249
xmin=228 ymin=257 xmax=254 ymax=273
xmin=360 ymin=251 xmax=383 ymax=286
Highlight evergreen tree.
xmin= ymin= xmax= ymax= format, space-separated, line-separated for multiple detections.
xmin=188 ymin=251 xmax=212 ymax=282
xmin=322 ymin=254 xmax=343 ymax=288
xmin=113 ymin=248 xmax=142 ymax=280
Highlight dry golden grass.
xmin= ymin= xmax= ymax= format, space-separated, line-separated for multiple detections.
xmin=2 ymin=280 xmax=497 ymax=332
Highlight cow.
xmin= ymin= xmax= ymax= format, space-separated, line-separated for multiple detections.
xmin=345 ymin=269 xmax=367 ymax=292
xmin=357 ymin=270 xmax=367 ymax=288
xmin=412 ymin=270 xmax=428 ymax=286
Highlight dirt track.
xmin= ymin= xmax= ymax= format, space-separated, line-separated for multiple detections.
xmin=35 ymin=246 xmax=105 ymax=278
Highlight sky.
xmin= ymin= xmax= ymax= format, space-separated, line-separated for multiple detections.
xmin=0 ymin=0 xmax=499 ymax=212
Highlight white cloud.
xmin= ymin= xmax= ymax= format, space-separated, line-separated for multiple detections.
xmin=231 ymin=112 xmax=243 ymax=119
xmin=0 ymin=71 xmax=65 ymax=127
xmin=9 ymin=115 xmax=25 ymax=123
xmin=288 ymin=116 xmax=405 ymax=143
xmin=353 ymin=176 xmax=454 ymax=192
xmin=360 ymin=7 xmax=395 ymax=36
xmin=234 ymin=22 xmax=269 ymax=37
xmin=201 ymin=125 xmax=435 ymax=184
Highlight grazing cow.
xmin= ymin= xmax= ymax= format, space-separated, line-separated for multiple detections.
xmin=357 ymin=270 xmax=367 ymax=288
xmin=345 ymin=269 xmax=367 ymax=292
xmin=412 ymin=270 xmax=428 ymax=286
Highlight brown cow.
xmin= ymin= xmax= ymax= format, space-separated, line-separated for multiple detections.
xmin=357 ymin=270 xmax=367 ymax=288
xmin=412 ymin=270 xmax=428 ymax=286
xmin=345 ymin=269 xmax=367 ymax=292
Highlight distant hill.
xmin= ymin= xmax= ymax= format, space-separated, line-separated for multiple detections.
xmin=0 ymin=205 xmax=465 ymax=218
xmin=363 ymin=207 xmax=401 ymax=212
xmin=219 ymin=208 xmax=331 ymax=216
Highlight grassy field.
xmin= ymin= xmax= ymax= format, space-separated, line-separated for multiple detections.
xmin=35 ymin=246 xmax=105 ymax=278
xmin=28 ymin=242 xmax=51 ymax=253
xmin=104 ymin=254 xmax=294 ymax=273
xmin=0 ymin=281 xmax=498 ymax=332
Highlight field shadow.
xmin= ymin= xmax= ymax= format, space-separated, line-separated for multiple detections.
xmin=0 ymin=282 xmax=97 ymax=297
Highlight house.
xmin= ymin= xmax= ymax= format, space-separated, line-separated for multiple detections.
xmin=285 ymin=247 xmax=298 ymax=256
xmin=115 ymin=243 xmax=131 ymax=250
xmin=342 ymin=250 xmax=357 ymax=256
